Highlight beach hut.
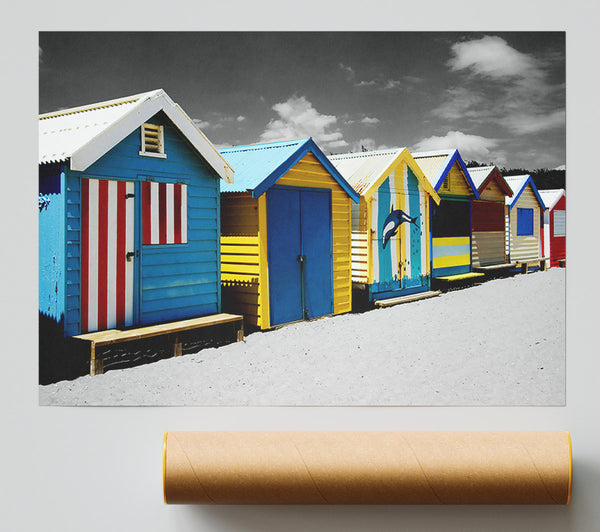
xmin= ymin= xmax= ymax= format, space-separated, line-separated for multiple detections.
xmin=219 ymin=138 xmax=359 ymax=329
xmin=412 ymin=150 xmax=482 ymax=284
xmin=39 ymin=89 xmax=239 ymax=380
xmin=539 ymin=189 xmax=566 ymax=268
xmin=467 ymin=165 xmax=514 ymax=271
xmin=504 ymin=175 xmax=546 ymax=271
xmin=329 ymin=148 xmax=440 ymax=306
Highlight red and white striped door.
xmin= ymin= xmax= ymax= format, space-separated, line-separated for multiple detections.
xmin=80 ymin=178 xmax=135 ymax=333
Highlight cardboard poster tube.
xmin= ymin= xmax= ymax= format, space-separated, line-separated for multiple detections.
xmin=163 ymin=431 xmax=572 ymax=505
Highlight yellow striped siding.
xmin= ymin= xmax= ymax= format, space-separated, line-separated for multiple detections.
xmin=432 ymin=235 xmax=470 ymax=269
xmin=278 ymin=152 xmax=352 ymax=315
xmin=220 ymin=193 xmax=263 ymax=327
xmin=509 ymin=185 xmax=541 ymax=261
xmin=432 ymin=236 xmax=470 ymax=247
xmin=432 ymin=254 xmax=471 ymax=269
xmin=440 ymin=162 xmax=475 ymax=197
xmin=424 ymin=194 xmax=431 ymax=275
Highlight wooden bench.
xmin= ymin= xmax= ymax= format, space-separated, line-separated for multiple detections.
xmin=432 ymin=272 xmax=485 ymax=292
xmin=515 ymin=258 xmax=548 ymax=274
xmin=72 ymin=313 xmax=244 ymax=376
xmin=473 ymin=262 xmax=517 ymax=273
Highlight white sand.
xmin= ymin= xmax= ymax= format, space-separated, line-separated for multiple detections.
xmin=39 ymin=268 xmax=565 ymax=406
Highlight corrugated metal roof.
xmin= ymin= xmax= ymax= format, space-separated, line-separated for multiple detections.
xmin=411 ymin=150 xmax=453 ymax=189
xmin=39 ymin=90 xmax=162 ymax=165
xmin=467 ymin=166 xmax=496 ymax=190
xmin=504 ymin=175 xmax=529 ymax=201
xmin=329 ymin=149 xmax=406 ymax=195
xmin=219 ymin=139 xmax=306 ymax=193
xmin=39 ymin=89 xmax=234 ymax=182
xmin=219 ymin=138 xmax=359 ymax=202
xmin=539 ymin=189 xmax=565 ymax=211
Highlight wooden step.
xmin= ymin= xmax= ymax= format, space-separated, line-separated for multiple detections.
xmin=374 ymin=290 xmax=441 ymax=308
xmin=436 ymin=272 xmax=485 ymax=281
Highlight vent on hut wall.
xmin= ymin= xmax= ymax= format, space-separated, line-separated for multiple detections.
xmin=140 ymin=123 xmax=166 ymax=158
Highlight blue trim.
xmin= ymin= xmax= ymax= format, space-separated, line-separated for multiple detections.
xmin=433 ymin=264 xmax=471 ymax=277
xmin=469 ymin=199 xmax=473 ymax=272
xmin=433 ymin=150 xmax=480 ymax=199
xmin=134 ymin=180 xmax=142 ymax=326
xmin=251 ymin=138 xmax=360 ymax=202
xmin=508 ymin=175 xmax=546 ymax=211
xmin=372 ymin=284 xmax=429 ymax=301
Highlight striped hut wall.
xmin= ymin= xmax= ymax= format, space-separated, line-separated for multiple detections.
xmin=351 ymin=197 xmax=369 ymax=283
xmin=509 ymin=185 xmax=541 ymax=261
xmin=220 ymin=192 xmax=262 ymax=327
xmin=472 ymin=200 xmax=506 ymax=267
xmin=368 ymin=163 xmax=425 ymax=290
xmin=277 ymin=152 xmax=352 ymax=315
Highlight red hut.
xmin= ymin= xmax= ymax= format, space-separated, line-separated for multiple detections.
xmin=539 ymin=189 xmax=566 ymax=268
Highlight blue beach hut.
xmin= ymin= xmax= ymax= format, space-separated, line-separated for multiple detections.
xmin=39 ymin=89 xmax=235 ymax=380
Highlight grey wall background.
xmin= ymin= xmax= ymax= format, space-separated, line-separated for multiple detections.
xmin=3 ymin=1 xmax=599 ymax=530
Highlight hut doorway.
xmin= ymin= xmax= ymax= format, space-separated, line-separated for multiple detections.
xmin=266 ymin=186 xmax=333 ymax=326
xmin=80 ymin=177 xmax=136 ymax=333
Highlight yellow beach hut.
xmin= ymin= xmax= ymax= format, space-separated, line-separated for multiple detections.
xmin=329 ymin=148 xmax=440 ymax=306
xmin=219 ymin=138 xmax=359 ymax=329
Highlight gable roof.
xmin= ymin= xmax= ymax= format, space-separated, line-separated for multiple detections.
xmin=412 ymin=149 xmax=480 ymax=199
xmin=504 ymin=175 xmax=545 ymax=210
xmin=219 ymin=138 xmax=359 ymax=202
xmin=39 ymin=89 xmax=234 ymax=182
xmin=539 ymin=188 xmax=566 ymax=211
xmin=467 ymin=165 xmax=513 ymax=196
xmin=329 ymin=147 xmax=440 ymax=204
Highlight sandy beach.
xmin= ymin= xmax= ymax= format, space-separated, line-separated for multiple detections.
xmin=39 ymin=268 xmax=565 ymax=406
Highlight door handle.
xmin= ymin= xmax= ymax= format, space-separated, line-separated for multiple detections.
xmin=126 ymin=251 xmax=138 ymax=262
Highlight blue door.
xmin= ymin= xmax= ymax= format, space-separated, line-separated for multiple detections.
xmin=267 ymin=187 xmax=333 ymax=327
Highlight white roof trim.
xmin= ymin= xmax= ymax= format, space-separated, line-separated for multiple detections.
xmin=45 ymin=89 xmax=234 ymax=183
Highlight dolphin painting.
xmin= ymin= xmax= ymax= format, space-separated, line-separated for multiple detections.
xmin=382 ymin=207 xmax=419 ymax=249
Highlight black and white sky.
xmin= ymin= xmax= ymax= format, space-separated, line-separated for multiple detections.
xmin=39 ymin=31 xmax=565 ymax=170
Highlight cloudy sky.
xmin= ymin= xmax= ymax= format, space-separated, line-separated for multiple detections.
xmin=39 ymin=32 xmax=565 ymax=170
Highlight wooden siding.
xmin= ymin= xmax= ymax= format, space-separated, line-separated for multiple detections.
xmin=64 ymin=111 xmax=221 ymax=336
xmin=508 ymin=185 xmax=541 ymax=261
xmin=351 ymin=198 xmax=369 ymax=283
xmin=472 ymin=231 xmax=505 ymax=266
xmin=39 ymin=165 xmax=66 ymax=325
xmin=472 ymin=200 xmax=506 ymax=267
xmin=277 ymin=153 xmax=352 ymax=315
xmin=549 ymin=195 xmax=566 ymax=267
xmin=439 ymin=161 xmax=474 ymax=197
xmin=220 ymin=193 xmax=263 ymax=327
xmin=478 ymin=178 xmax=507 ymax=202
